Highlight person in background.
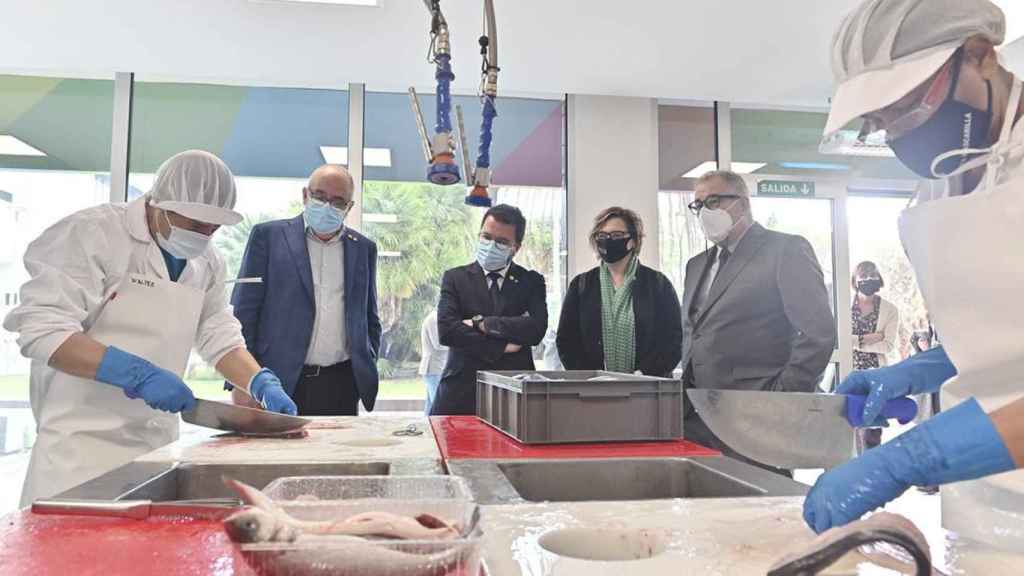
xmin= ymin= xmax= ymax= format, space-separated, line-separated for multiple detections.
xmin=418 ymin=308 xmax=448 ymax=414
xmin=3 ymin=150 xmax=296 ymax=506
xmin=556 ymin=207 xmax=682 ymax=376
xmin=911 ymin=325 xmax=935 ymax=354
xmin=430 ymin=204 xmax=548 ymax=415
xmin=850 ymin=261 xmax=901 ymax=450
xmin=680 ymin=170 xmax=836 ymax=475
xmin=231 ymin=165 xmax=381 ymax=416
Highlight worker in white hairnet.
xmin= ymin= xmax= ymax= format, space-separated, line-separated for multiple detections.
xmin=3 ymin=150 xmax=297 ymax=506
xmin=804 ymin=0 xmax=1024 ymax=539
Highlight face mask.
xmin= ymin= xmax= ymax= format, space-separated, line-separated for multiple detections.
xmin=156 ymin=211 xmax=211 ymax=260
xmin=699 ymin=207 xmax=736 ymax=245
xmin=596 ymin=237 xmax=632 ymax=264
xmin=476 ymin=239 xmax=512 ymax=272
xmin=305 ymin=199 xmax=346 ymax=235
xmin=888 ymin=59 xmax=993 ymax=180
xmin=857 ymin=278 xmax=882 ymax=296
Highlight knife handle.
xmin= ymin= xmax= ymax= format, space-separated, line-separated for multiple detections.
xmin=845 ymin=395 xmax=918 ymax=426
xmin=32 ymin=499 xmax=152 ymax=519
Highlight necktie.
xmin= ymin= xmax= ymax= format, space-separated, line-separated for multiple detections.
xmin=487 ymin=272 xmax=503 ymax=314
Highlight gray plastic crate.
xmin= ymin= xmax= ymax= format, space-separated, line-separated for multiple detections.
xmin=476 ymin=370 xmax=684 ymax=444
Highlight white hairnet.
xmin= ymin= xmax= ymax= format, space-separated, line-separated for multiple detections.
xmin=148 ymin=150 xmax=242 ymax=226
xmin=824 ymin=0 xmax=1005 ymax=138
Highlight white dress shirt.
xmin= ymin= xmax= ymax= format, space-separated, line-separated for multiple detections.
xmin=484 ymin=264 xmax=510 ymax=290
xmin=304 ymin=227 xmax=349 ymax=366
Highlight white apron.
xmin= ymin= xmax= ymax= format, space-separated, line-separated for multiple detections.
xmin=899 ymin=79 xmax=1024 ymax=551
xmin=20 ymin=252 xmax=205 ymax=506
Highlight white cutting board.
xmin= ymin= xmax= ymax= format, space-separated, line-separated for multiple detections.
xmin=478 ymin=497 xmax=1024 ymax=575
xmin=138 ymin=415 xmax=440 ymax=463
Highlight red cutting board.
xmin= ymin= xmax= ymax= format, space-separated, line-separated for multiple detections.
xmin=0 ymin=510 xmax=253 ymax=576
xmin=430 ymin=416 xmax=720 ymax=460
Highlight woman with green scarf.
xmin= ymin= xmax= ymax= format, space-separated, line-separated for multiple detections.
xmin=556 ymin=207 xmax=682 ymax=377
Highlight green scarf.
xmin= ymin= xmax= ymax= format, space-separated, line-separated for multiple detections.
xmin=600 ymin=256 xmax=638 ymax=373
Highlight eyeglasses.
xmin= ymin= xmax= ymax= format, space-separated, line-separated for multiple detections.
xmin=688 ymin=194 xmax=740 ymax=215
xmin=307 ymin=188 xmax=354 ymax=212
xmin=860 ymin=49 xmax=959 ymax=142
xmin=480 ymin=232 xmax=515 ymax=248
xmin=595 ymin=232 xmax=631 ymax=242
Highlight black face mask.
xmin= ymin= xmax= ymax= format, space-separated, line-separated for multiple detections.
xmin=888 ymin=52 xmax=993 ymax=180
xmin=597 ymin=237 xmax=631 ymax=264
xmin=857 ymin=279 xmax=882 ymax=297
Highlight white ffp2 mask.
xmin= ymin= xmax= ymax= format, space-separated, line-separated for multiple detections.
xmin=699 ymin=207 xmax=736 ymax=244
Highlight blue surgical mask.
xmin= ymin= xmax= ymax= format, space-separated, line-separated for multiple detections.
xmin=156 ymin=211 xmax=211 ymax=260
xmin=476 ymin=239 xmax=512 ymax=272
xmin=305 ymin=199 xmax=346 ymax=235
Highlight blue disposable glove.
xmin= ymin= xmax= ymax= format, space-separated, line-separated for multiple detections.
xmin=838 ymin=346 xmax=956 ymax=427
xmin=95 ymin=346 xmax=197 ymax=413
xmin=803 ymin=398 xmax=1015 ymax=534
xmin=249 ymin=368 xmax=298 ymax=416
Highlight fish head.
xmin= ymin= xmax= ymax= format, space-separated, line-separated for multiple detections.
xmin=224 ymin=507 xmax=280 ymax=543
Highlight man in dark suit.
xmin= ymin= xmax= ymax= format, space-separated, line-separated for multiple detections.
xmin=430 ymin=204 xmax=548 ymax=416
xmin=230 ymin=165 xmax=381 ymax=415
xmin=681 ymin=170 xmax=835 ymax=473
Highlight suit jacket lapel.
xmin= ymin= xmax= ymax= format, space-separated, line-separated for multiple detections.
xmin=697 ymin=223 xmax=770 ymax=325
xmin=682 ymin=251 xmax=711 ymax=321
xmin=342 ymin=230 xmax=358 ymax=313
xmin=285 ymin=215 xmax=315 ymax=304
xmin=498 ymin=264 xmax=525 ymax=316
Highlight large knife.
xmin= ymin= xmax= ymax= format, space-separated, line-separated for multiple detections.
xmin=686 ymin=390 xmax=918 ymax=469
xmin=32 ymin=498 xmax=241 ymax=520
xmin=182 ymin=399 xmax=311 ymax=435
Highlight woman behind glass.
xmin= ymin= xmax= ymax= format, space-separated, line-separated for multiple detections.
xmin=556 ymin=207 xmax=682 ymax=376
xmin=851 ymin=260 xmax=901 ymax=450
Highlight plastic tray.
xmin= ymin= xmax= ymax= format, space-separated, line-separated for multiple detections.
xmin=476 ymin=370 xmax=684 ymax=444
xmin=236 ymin=499 xmax=482 ymax=576
xmin=262 ymin=475 xmax=473 ymax=502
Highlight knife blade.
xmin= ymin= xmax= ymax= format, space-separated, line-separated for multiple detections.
xmin=32 ymin=498 xmax=242 ymax=520
xmin=686 ymin=390 xmax=917 ymax=469
xmin=182 ymin=398 xmax=311 ymax=435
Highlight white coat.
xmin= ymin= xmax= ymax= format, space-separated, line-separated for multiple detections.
xmin=899 ymin=78 xmax=1024 ymax=551
xmin=3 ymin=196 xmax=245 ymax=504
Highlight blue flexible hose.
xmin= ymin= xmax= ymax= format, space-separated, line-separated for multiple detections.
xmin=476 ymin=94 xmax=497 ymax=169
xmin=435 ymin=54 xmax=454 ymax=134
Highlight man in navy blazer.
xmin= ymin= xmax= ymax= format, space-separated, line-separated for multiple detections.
xmin=230 ymin=165 xmax=381 ymax=415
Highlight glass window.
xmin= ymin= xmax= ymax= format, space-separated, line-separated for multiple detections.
xmin=0 ymin=74 xmax=114 ymax=403
xmin=848 ymin=195 xmax=926 ymax=361
xmin=730 ymin=108 xmax=918 ymax=181
xmin=363 ymin=91 xmax=565 ymax=400
xmin=657 ymin=104 xmax=716 ymax=300
xmin=128 ymin=81 xmax=349 ymax=399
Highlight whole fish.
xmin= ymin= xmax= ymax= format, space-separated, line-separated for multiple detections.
xmin=241 ymin=535 xmax=474 ymax=576
xmin=222 ymin=476 xmax=461 ymax=543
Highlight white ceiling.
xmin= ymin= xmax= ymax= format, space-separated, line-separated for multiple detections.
xmin=1 ymin=0 xmax=1022 ymax=107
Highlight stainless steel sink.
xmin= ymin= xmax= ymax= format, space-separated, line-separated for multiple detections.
xmin=55 ymin=459 xmax=444 ymax=501
xmin=447 ymin=457 xmax=808 ymax=504
xmin=121 ymin=462 xmax=391 ymax=500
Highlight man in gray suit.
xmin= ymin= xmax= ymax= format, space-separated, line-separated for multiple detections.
xmin=681 ymin=170 xmax=835 ymax=475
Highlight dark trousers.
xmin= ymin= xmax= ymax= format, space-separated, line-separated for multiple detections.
xmin=684 ymin=411 xmax=794 ymax=478
xmin=293 ymin=361 xmax=360 ymax=416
